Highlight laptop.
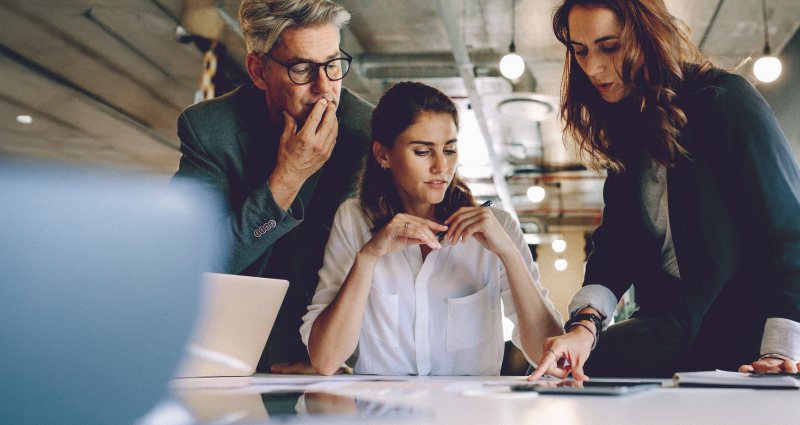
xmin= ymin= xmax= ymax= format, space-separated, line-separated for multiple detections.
xmin=0 ymin=159 xmax=223 ymax=425
xmin=176 ymin=273 xmax=290 ymax=377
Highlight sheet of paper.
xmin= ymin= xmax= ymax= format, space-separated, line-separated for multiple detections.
xmin=241 ymin=375 xmax=508 ymax=395
xmin=483 ymin=376 xmax=561 ymax=386
xmin=249 ymin=374 xmax=412 ymax=385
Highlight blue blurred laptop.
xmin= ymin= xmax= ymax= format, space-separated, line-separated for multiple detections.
xmin=0 ymin=160 xmax=224 ymax=425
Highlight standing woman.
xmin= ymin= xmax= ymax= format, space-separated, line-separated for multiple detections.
xmin=301 ymin=82 xmax=563 ymax=376
xmin=530 ymin=0 xmax=800 ymax=380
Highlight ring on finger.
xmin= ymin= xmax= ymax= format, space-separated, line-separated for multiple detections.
xmin=545 ymin=348 xmax=563 ymax=360
xmin=405 ymin=222 xmax=411 ymax=228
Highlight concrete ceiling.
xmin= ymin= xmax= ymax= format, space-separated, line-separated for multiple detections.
xmin=1 ymin=0 xmax=799 ymax=232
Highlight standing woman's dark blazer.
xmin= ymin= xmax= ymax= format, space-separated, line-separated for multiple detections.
xmin=585 ymin=70 xmax=800 ymax=371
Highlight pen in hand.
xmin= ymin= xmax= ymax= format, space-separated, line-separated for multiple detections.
xmin=436 ymin=200 xmax=493 ymax=239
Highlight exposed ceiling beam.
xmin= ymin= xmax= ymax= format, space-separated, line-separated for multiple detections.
xmin=698 ymin=0 xmax=725 ymax=52
xmin=435 ymin=0 xmax=518 ymax=221
xmin=214 ymin=0 xmax=243 ymax=40
xmin=0 ymin=44 xmax=177 ymax=152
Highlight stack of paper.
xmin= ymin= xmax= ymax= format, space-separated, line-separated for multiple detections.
xmin=673 ymin=370 xmax=800 ymax=389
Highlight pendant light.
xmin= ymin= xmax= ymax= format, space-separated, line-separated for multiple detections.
xmin=753 ymin=0 xmax=782 ymax=83
xmin=500 ymin=0 xmax=525 ymax=80
xmin=527 ymin=185 xmax=545 ymax=202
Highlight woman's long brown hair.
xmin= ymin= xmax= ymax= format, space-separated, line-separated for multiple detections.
xmin=360 ymin=82 xmax=475 ymax=233
xmin=553 ymin=0 xmax=716 ymax=173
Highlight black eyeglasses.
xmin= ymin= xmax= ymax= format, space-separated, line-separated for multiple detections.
xmin=260 ymin=49 xmax=352 ymax=85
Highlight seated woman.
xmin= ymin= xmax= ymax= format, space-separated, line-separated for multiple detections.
xmin=300 ymin=82 xmax=563 ymax=376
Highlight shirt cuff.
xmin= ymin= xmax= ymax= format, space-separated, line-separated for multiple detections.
xmin=761 ymin=317 xmax=800 ymax=361
xmin=567 ymin=284 xmax=617 ymax=330
xmin=299 ymin=310 xmax=318 ymax=348
xmin=284 ymin=191 xmax=304 ymax=222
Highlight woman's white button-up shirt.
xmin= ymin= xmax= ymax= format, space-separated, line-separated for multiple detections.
xmin=300 ymin=199 xmax=561 ymax=375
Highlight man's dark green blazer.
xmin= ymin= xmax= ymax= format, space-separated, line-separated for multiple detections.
xmin=173 ymin=85 xmax=373 ymax=369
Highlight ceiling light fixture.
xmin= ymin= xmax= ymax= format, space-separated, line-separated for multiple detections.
xmin=555 ymin=259 xmax=568 ymax=271
xmin=754 ymin=0 xmax=781 ymax=83
xmin=16 ymin=115 xmax=32 ymax=124
xmin=497 ymin=97 xmax=555 ymax=121
xmin=552 ymin=239 xmax=566 ymax=253
xmin=499 ymin=0 xmax=525 ymax=80
xmin=527 ymin=186 xmax=545 ymax=203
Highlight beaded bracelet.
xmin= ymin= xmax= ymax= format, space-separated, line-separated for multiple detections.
xmin=759 ymin=353 xmax=797 ymax=363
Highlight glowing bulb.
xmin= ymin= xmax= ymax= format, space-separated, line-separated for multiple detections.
xmin=16 ymin=115 xmax=32 ymax=124
xmin=500 ymin=53 xmax=525 ymax=79
xmin=552 ymin=239 xmax=566 ymax=253
xmin=754 ymin=56 xmax=781 ymax=83
xmin=555 ymin=259 xmax=568 ymax=271
xmin=527 ymin=186 xmax=545 ymax=203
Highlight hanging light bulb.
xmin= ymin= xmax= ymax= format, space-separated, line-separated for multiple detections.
xmin=552 ymin=239 xmax=566 ymax=253
xmin=500 ymin=48 xmax=525 ymax=80
xmin=754 ymin=51 xmax=781 ymax=83
xmin=527 ymin=186 xmax=545 ymax=203
xmin=555 ymin=259 xmax=568 ymax=271
xmin=754 ymin=0 xmax=781 ymax=83
xmin=500 ymin=0 xmax=525 ymax=80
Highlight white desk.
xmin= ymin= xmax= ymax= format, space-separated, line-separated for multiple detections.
xmin=168 ymin=375 xmax=800 ymax=425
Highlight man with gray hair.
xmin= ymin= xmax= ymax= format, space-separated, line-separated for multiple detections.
xmin=173 ymin=0 xmax=373 ymax=374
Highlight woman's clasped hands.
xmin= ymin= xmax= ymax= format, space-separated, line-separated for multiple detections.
xmin=361 ymin=206 xmax=516 ymax=261
xmin=360 ymin=213 xmax=447 ymax=261
xmin=440 ymin=206 xmax=516 ymax=258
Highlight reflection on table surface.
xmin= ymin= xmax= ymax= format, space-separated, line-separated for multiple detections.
xmin=168 ymin=375 xmax=800 ymax=425
xmin=174 ymin=389 xmax=415 ymax=423
xmin=524 ymin=380 xmax=661 ymax=388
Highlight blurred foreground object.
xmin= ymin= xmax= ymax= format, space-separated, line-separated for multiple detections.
xmin=0 ymin=160 xmax=224 ymax=425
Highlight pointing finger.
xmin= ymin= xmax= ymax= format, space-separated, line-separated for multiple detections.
xmin=528 ymin=353 xmax=556 ymax=381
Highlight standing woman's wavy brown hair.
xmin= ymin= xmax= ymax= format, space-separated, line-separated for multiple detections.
xmin=360 ymin=82 xmax=475 ymax=232
xmin=553 ymin=0 xmax=716 ymax=173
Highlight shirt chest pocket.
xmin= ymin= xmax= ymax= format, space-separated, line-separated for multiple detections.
xmin=363 ymin=285 xmax=400 ymax=348
xmin=446 ymin=285 xmax=492 ymax=352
